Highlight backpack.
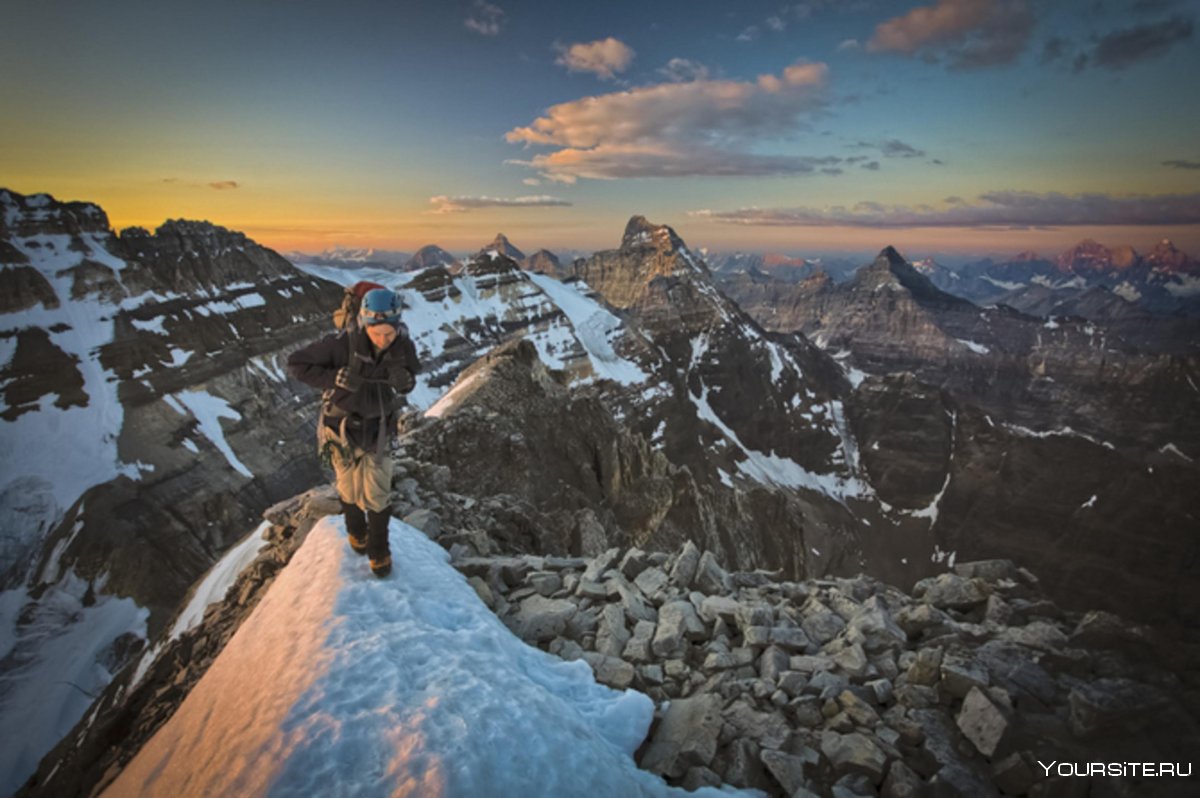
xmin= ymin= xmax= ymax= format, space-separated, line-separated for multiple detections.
xmin=333 ymin=281 xmax=386 ymax=330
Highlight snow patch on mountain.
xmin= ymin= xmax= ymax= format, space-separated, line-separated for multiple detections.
xmin=0 ymin=571 xmax=148 ymax=797
xmin=527 ymin=273 xmax=647 ymax=385
xmin=955 ymin=338 xmax=990 ymax=355
xmin=1001 ymin=422 xmax=1115 ymax=450
xmin=690 ymin=383 xmax=869 ymax=501
xmin=1165 ymin=274 xmax=1200 ymax=297
xmin=171 ymin=391 xmax=253 ymax=478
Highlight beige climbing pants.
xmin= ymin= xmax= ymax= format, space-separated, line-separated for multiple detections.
xmin=320 ymin=424 xmax=394 ymax=513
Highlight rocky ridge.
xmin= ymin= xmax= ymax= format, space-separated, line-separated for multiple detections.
xmin=478 ymin=545 xmax=1200 ymax=797
xmin=23 ymin=480 xmax=1200 ymax=797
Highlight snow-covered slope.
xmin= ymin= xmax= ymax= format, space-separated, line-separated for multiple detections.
xmin=105 ymin=517 xmax=752 ymax=798
xmin=291 ymin=257 xmax=650 ymax=409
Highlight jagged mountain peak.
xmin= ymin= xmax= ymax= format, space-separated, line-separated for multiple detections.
xmin=480 ymin=233 xmax=525 ymax=262
xmin=620 ymin=215 xmax=686 ymax=253
xmin=851 ymin=245 xmax=972 ymax=309
xmin=875 ymin=245 xmax=907 ymax=267
xmin=1057 ymin=238 xmax=1112 ymax=271
xmin=524 ymin=248 xmax=564 ymax=277
xmin=1 ymin=188 xmax=110 ymax=237
xmin=1146 ymin=238 xmax=1198 ymax=274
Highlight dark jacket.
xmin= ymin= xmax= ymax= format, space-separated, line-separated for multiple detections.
xmin=287 ymin=325 xmax=421 ymax=448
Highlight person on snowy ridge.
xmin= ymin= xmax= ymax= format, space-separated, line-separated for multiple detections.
xmin=286 ymin=288 xmax=420 ymax=577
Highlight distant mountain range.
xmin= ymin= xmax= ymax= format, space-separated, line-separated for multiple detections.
xmin=282 ymin=245 xmax=412 ymax=270
xmin=5 ymin=188 xmax=1198 ymax=797
xmin=712 ymin=239 xmax=1200 ymax=321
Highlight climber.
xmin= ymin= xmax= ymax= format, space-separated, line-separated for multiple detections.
xmin=286 ymin=288 xmax=420 ymax=577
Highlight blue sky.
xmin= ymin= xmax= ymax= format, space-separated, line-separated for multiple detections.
xmin=2 ymin=0 xmax=1198 ymax=256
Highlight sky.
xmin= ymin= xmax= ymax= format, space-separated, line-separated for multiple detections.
xmin=2 ymin=0 xmax=1199 ymax=257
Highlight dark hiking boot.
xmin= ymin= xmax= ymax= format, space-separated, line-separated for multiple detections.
xmin=341 ymin=501 xmax=368 ymax=556
xmin=365 ymin=509 xmax=392 ymax=563
xmin=370 ymin=555 xmax=392 ymax=578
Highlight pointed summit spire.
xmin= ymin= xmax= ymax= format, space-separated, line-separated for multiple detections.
xmin=620 ymin=215 xmax=686 ymax=253
xmin=877 ymin=245 xmax=907 ymax=267
xmin=482 ymin=233 xmax=525 ymax=261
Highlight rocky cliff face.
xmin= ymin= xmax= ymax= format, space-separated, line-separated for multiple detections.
xmin=0 ymin=189 xmax=344 ymax=790
xmin=723 ymin=244 xmax=1200 ymax=625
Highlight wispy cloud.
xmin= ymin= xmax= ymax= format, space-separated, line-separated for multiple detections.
xmin=208 ymin=180 xmax=240 ymax=190
xmin=1092 ymin=16 xmax=1193 ymax=69
xmin=880 ymin=139 xmax=926 ymax=158
xmin=851 ymin=139 xmax=927 ymax=159
xmin=428 ymin=194 xmax=571 ymax=214
xmin=506 ymin=61 xmax=830 ymax=180
xmin=658 ymin=57 xmax=710 ymax=82
xmin=690 ymin=191 xmax=1200 ymax=227
xmin=736 ymin=26 xmax=759 ymax=42
xmin=555 ymin=38 xmax=635 ymax=80
xmin=867 ymin=0 xmax=1034 ymax=69
xmin=1163 ymin=159 xmax=1200 ymax=170
xmin=465 ymin=1 xmax=505 ymax=36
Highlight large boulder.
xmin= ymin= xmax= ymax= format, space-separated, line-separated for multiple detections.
xmin=652 ymin=600 xmax=706 ymax=658
xmin=508 ymin=595 xmax=577 ymax=642
xmin=956 ymin=687 xmax=1010 ymax=757
xmin=819 ymin=731 xmax=889 ymax=784
xmin=1067 ymin=678 xmax=1169 ymax=737
xmin=639 ymin=694 xmax=724 ymax=778
xmin=914 ymin=573 xmax=990 ymax=610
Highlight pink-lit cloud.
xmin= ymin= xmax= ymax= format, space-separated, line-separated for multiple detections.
xmin=867 ymin=0 xmax=1034 ymax=69
xmin=554 ymin=38 xmax=635 ymax=80
xmin=428 ymin=195 xmax=571 ymax=214
xmin=505 ymin=61 xmax=829 ymax=180
xmin=208 ymin=181 xmax=240 ymax=190
xmin=690 ymin=191 xmax=1200 ymax=227
xmin=509 ymin=144 xmax=842 ymax=180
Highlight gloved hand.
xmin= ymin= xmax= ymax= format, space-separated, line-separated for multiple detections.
xmin=335 ymin=366 xmax=363 ymax=392
xmin=388 ymin=367 xmax=416 ymax=393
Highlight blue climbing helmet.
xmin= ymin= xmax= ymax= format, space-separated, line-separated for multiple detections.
xmin=359 ymin=288 xmax=401 ymax=326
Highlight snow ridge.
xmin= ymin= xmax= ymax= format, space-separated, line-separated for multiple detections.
xmin=107 ymin=518 xmax=748 ymax=797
